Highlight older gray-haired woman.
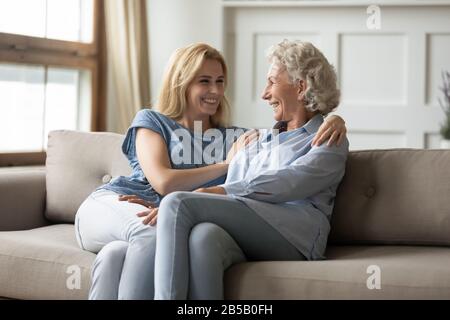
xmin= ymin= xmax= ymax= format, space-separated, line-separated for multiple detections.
xmin=152 ymin=40 xmax=349 ymax=300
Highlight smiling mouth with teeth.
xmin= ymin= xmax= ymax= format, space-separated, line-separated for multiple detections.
xmin=203 ymin=98 xmax=218 ymax=104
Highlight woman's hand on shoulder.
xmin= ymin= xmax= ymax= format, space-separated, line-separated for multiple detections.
xmin=312 ymin=114 xmax=346 ymax=147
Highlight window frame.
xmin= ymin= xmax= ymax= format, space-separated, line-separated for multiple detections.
xmin=0 ymin=0 xmax=106 ymax=167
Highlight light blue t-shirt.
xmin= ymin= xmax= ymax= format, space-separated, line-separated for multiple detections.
xmin=100 ymin=109 xmax=243 ymax=206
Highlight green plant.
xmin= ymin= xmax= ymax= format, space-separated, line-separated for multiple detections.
xmin=439 ymin=71 xmax=450 ymax=140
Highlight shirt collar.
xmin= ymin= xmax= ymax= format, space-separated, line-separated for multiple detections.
xmin=302 ymin=114 xmax=324 ymax=135
xmin=270 ymin=114 xmax=324 ymax=138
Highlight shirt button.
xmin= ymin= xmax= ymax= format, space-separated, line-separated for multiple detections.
xmin=102 ymin=174 xmax=112 ymax=184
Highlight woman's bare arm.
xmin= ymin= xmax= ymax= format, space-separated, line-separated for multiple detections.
xmin=136 ymin=128 xmax=229 ymax=196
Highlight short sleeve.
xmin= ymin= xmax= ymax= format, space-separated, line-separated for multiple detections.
xmin=121 ymin=109 xmax=167 ymax=158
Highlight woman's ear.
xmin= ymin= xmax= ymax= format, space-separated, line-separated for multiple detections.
xmin=297 ymin=79 xmax=307 ymax=101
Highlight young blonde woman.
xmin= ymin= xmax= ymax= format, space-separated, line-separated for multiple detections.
xmin=74 ymin=42 xmax=347 ymax=300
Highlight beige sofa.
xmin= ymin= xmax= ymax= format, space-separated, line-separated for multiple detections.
xmin=1 ymin=130 xmax=450 ymax=300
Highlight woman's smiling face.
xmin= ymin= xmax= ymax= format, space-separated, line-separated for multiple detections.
xmin=186 ymin=59 xmax=225 ymax=118
xmin=261 ymin=63 xmax=302 ymax=122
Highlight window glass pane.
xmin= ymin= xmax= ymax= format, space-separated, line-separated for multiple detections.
xmin=0 ymin=0 xmax=94 ymax=43
xmin=43 ymin=67 xmax=92 ymax=148
xmin=0 ymin=0 xmax=46 ymax=38
xmin=78 ymin=71 xmax=92 ymax=132
xmin=47 ymin=0 xmax=94 ymax=43
xmin=0 ymin=64 xmax=45 ymax=152
xmin=0 ymin=63 xmax=92 ymax=153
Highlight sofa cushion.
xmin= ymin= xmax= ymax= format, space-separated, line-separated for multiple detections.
xmin=46 ymin=130 xmax=131 ymax=223
xmin=0 ymin=224 xmax=95 ymax=300
xmin=224 ymin=245 xmax=450 ymax=299
xmin=330 ymin=149 xmax=450 ymax=246
xmin=3 ymin=225 xmax=450 ymax=300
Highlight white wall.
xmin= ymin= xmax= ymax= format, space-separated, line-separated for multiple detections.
xmin=224 ymin=2 xmax=450 ymax=150
xmin=140 ymin=0 xmax=450 ymax=150
xmin=147 ymin=0 xmax=223 ymax=106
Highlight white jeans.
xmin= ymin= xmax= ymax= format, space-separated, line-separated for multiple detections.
xmin=75 ymin=189 xmax=156 ymax=300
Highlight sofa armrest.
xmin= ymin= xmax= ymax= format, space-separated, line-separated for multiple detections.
xmin=0 ymin=167 xmax=50 ymax=231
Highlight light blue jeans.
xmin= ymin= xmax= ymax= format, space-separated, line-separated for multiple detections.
xmin=154 ymin=191 xmax=306 ymax=300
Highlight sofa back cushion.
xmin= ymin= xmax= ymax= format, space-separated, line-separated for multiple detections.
xmin=329 ymin=149 xmax=450 ymax=246
xmin=46 ymin=130 xmax=131 ymax=223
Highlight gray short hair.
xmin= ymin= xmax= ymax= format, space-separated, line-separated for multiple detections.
xmin=266 ymin=39 xmax=340 ymax=115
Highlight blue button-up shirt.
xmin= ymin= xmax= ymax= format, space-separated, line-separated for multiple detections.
xmin=220 ymin=114 xmax=349 ymax=260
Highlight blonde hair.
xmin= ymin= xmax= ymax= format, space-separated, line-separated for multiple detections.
xmin=267 ymin=40 xmax=340 ymax=115
xmin=154 ymin=43 xmax=230 ymax=127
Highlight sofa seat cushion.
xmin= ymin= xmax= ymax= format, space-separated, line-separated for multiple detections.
xmin=224 ymin=245 xmax=450 ymax=299
xmin=0 ymin=224 xmax=95 ymax=299
xmin=3 ymin=226 xmax=450 ymax=300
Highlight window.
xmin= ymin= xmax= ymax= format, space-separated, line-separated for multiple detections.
xmin=0 ymin=0 xmax=94 ymax=42
xmin=0 ymin=0 xmax=105 ymax=167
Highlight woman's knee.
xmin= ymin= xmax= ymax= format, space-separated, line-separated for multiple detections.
xmin=189 ymin=223 xmax=242 ymax=258
xmin=189 ymin=223 xmax=246 ymax=277
xmin=190 ymin=223 xmax=225 ymax=248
